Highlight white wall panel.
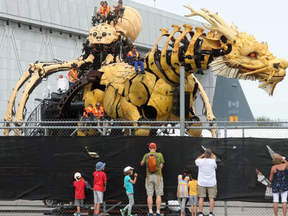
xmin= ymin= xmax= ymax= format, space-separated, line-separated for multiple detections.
xmin=39 ymin=8 xmax=51 ymax=23
xmin=60 ymin=13 xmax=71 ymax=27
xmin=50 ymin=11 xmax=61 ymax=25
xmin=58 ymin=1 xmax=69 ymax=14
xmin=18 ymin=3 xmax=30 ymax=18
xmin=68 ymin=1 xmax=78 ymax=16
xmin=0 ymin=0 xmax=7 ymax=13
xmin=29 ymin=5 xmax=41 ymax=20
xmin=6 ymin=1 xmax=18 ymax=16
xmin=28 ymin=0 xmax=39 ymax=7
xmin=48 ymin=0 xmax=59 ymax=11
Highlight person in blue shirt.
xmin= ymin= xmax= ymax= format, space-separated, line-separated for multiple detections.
xmin=127 ymin=45 xmax=145 ymax=75
xmin=120 ymin=166 xmax=138 ymax=216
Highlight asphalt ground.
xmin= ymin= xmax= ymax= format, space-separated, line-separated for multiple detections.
xmin=0 ymin=200 xmax=280 ymax=216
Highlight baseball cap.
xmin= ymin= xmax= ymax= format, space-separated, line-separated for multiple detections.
xmin=149 ymin=142 xmax=157 ymax=148
xmin=96 ymin=161 xmax=106 ymax=171
xmin=74 ymin=172 xmax=81 ymax=180
xmin=124 ymin=166 xmax=134 ymax=173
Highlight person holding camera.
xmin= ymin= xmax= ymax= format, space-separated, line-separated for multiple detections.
xmin=269 ymin=154 xmax=288 ymax=216
xmin=195 ymin=149 xmax=217 ymax=216
xmin=127 ymin=45 xmax=145 ymax=75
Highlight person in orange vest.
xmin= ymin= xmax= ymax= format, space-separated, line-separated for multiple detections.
xmin=127 ymin=45 xmax=145 ymax=75
xmin=83 ymin=103 xmax=95 ymax=119
xmin=96 ymin=1 xmax=104 ymax=18
xmin=98 ymin=1 xmax=111 ymax=19
xmin=94 ymin=102 xmax=105 ymax=119
xmin=95 ymin=102 xmax=107 ymax=128
xmin=113 ymin=0 xmax=123 ymax=13
xmin=68 ymin=63 xmax=78 ymax=87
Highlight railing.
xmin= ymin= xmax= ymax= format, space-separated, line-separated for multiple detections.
xmin=23 ymin=100 xmax=44 ymax=136
xmin=1 ymin=120 xmax=288 ymax=138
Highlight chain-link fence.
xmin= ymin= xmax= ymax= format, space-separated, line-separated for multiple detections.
xmin=1 ymin=120 xmax=288 ymax=138
xmin=0 ymin=200 xmax=281 ymax=216
xmin=1 ymin=120 xmax=288 ymax=215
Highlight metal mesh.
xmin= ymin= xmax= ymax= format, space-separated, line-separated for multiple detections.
xmin=1 ymin=120 xmax=288 ymax=138
xmin=0 ymin=200 xmax=280 ymax=215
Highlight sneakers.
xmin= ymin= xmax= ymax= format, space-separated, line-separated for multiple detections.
xmin=140 ymin=70 xmax=145 ymax=74
xmin=156 ymin=214 xmax=161 ymax=216
xmin=198 ymin=214 xmax=204 ymax=216
xmin=74 ymin=213 xmax=80 ymax=216
xmin=148 ymin=214 xmax=153 ymax=216
xmin=120 ymin=208 xmax=125 ymax=216
xmin=209 ymin=214 xmax=215 ymax=216
xmin=93 ymin=214 xmax=98 ymax=216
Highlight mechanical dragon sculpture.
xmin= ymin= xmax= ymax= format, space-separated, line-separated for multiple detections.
xmin=3 ymin=5 xmax=287 ymax=137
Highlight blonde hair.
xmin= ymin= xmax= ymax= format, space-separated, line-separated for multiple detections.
xmin=273 ymin=154 xmax=282 ymax=164
xmin=124 ymin=169 xmax=132 ymax=176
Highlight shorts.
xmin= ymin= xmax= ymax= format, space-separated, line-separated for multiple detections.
xmin=189 ymin=195 xmax=198 ymax=206
xmin=93 ymin=190 xmax=104 ymax=204
xmin=145 ymin=174 xmax=164 ymax=196
xmin=273 ymin=191 xmax=288 ymax=203
xmin=74 ymin=199 xmax=84 ymax=207
xmin=198 ymin=185 xmax=217 ymax=198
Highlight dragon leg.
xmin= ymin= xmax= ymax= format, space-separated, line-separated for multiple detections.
xmin=187 ymin=74 xmax=216 ymax=138
xmin=5 ymin=54 xmax=95 ymax=136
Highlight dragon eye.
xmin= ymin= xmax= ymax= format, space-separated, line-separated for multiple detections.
xmin=93 ymin=32 xmax=97 ymax=37
xmin=248 ymin=52 xmax=257 ymax=58
xmin=102 ymin=32 xmax=107 ymax=37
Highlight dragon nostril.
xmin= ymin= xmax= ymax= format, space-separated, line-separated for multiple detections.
xmin=273 ymin=63 xmax=279 ymax=69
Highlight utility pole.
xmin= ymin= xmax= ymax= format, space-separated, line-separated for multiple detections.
xmin=180 ymin=67 xmax=185 ymax=136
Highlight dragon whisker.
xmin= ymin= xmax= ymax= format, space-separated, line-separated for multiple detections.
xmin=226 ymin=67 xmax=233 ymax=77
xmin=268 ymin=70 xmax=275 ymax=81
xmin=209 ymin=60 xmax=226 ymax=67
xmin=211 ymin=64 xmax=227 ymax=73
xmin=241 ymin=67 xmax=266 ymax=76
xmin=214 ymin=65 xmax=229 ymax=76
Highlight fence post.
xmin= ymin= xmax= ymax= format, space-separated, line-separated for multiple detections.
xmin=224 ymin=122 xmax=227 ymax=138
xmin=180 ymin=67 xmax=185 ymax=136
xmin=103 ymin=201 xmax=106 ymax=216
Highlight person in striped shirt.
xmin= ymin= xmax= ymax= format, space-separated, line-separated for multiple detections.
xmin=177 ymin=169 xmax=190 ymax=216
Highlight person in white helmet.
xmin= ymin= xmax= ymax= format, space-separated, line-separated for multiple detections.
xmin=73 ymin=172 xmax=87 ymax=216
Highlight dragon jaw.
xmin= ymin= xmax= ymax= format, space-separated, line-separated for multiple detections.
xmin=210 ymin=56 xmax=287 ymax=96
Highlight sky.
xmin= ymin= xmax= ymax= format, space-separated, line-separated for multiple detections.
xmin=131 ymin=0 xmax=288 ymax=120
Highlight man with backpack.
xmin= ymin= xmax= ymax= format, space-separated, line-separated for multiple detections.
xmin=140 ymin=142 xmax=165 ymax=216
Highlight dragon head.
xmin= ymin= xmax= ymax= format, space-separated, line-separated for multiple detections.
xmin=185 ymin=6 xmax=287 ymax=96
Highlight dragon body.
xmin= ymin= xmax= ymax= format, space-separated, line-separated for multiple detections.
xmin=3 ymin=6 xmax=287 ymax=137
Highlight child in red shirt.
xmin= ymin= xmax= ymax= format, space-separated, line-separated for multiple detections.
xmin=73 ymin=172 xmax=87 ymax=216
xmin=93 ymin=162 xmax=107 ymax=216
